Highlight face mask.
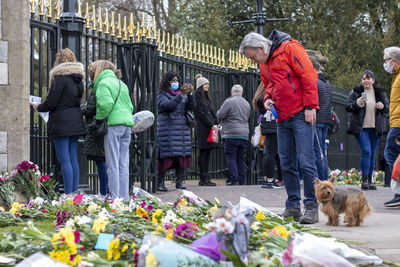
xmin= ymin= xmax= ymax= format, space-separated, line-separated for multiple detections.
xmin=170 ymin=82 xmax=179 ymax=91
xmin=383 ymin=61 xmax=393 ymax=74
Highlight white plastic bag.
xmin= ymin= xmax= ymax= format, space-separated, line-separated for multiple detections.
xmin=251 ymin=124 xmax=261 ymax=147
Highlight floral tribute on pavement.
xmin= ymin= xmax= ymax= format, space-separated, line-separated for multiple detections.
xmin=330 ymin=168 xmax=385 ymax=186
xmin=0 ymin=161 xmax=383 ymax=266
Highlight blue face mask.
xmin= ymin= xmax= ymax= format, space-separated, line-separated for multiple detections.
xmin=170 ymin=82 xmax=179 ymax=91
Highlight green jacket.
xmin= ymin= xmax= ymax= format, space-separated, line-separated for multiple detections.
xmin=94 ymin=69 xmax=134 ymax=126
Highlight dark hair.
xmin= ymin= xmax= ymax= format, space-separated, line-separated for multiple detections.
xmin=159 ymin=71 xmax=180 ymax=92
xmin=195 ymin=85 xmax=212 ymax=105
xmin=362 ymin=69 xmax=378 ymax=85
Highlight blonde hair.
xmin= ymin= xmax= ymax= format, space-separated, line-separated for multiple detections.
xmin=252 ymin=83 xmax=265 ymax=112
xmin=53 ymin=48 xmax=76 ymax=67
xmin=89 ymin=60 xmax=121 ymax=83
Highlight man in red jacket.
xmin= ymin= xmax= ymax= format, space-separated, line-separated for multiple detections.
xmin=240 ymin=30 xmax=320 ymax=224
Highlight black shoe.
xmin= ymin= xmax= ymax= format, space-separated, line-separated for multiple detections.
xmin=281 ymin=207 xmax=302 ymax=222
xmin=384 ymin=184 xmax=390 ymax=187
xmin=157 ymin=185 xmax=168 ymax=192
xmin=175 ymin=180 xmax=186 ymax=189
xmin=261 ymin=182 xmax=273 ymax=189
xmin=299 ymin=203 xmax=319 ymax=224
xmin=226 ymin=181 xmax=238 ymax=186
xmin=271 ymin=180 xmax=284 ymax=188
xmin=384 ymin=194 xmax=400 ymax=207
xmin=199 ymin=180 xmax=216 ymax=186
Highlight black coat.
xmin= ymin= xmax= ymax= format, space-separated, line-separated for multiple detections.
xmin=345 ymin=85 xmax=389 ymax=137
xmin=194 ymin=92 xmax=219 ymax=150
xmin=316 ymin=73 xmax=332 ymax=125
xmin=37 ymin=62 xmax=86 ymax=138
xmin=157 ymin=91 xmax=196 ymax=159
xmin=81 ymin=87 xmax=105 ymax=160
xmin=256 ymin=96 xmax=277 ymax=135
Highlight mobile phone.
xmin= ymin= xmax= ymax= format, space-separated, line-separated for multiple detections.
xmin=361 ymin=92 xmax=367 ymax=98
xmin=185 ymin=77 xmax=191 ymax=84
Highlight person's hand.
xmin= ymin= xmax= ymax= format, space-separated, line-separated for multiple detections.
xmin=376 ymin=102 xmax=384 ymax=110
xmin=181 ymin=83 xmax=194 ymax=96
xmin=264 ymin=99 xmax=274 ymax=110
xmin=33 ymin=103 xmax=39 ymax=110
xmin=357 ymin=96 xmax=367 ymax=107
xmin=305 ymin=108 xmax=316 ymax=125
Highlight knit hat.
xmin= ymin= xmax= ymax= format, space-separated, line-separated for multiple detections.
xmin=195 ymin=74 xmax=209 ymax=89
xmin=306 ymin=49 xmax=329 ymax=72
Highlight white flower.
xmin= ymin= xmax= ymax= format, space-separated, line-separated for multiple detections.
xmin=251 ymin=221 xmax=261 ymax=231
xmin=33 ymin=197 xmax=44 ymax=208
xmin=77 ymin=215 xmax=92 ymax=225
xmin=205 ymin=222 xmax=217 ymax=231
xmin=98 ymin=208 xmax=111 ymax=219
xmin=87 ymin=202 xmax=100 ymax=214
xmin=65 ymin=218 xmax=75 ymax=229
xmin=235 ymin=214 xmax=249 ymax=226
xmin=51 ymin=200 xmax=60 ymax=207
xmin=215 ymin=218 xmax=235 ymax=234
xmin=128 ymin=199 xmax=137 ymax=212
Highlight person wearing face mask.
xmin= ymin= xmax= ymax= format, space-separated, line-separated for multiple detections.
xmin=346 ymin=70 xmax=389 ymax=190
xmin=382 ymin=47 xmax=400 ymax=207
xmin=194 ymin=74 xmax=219 ymax=186
xmin=156 ymin=71 xmax=195 ymax=191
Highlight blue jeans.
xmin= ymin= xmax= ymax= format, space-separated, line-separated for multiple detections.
xmin=277 ymin=111 xmax=318 ymax=208
xmin=53 ymin=136 xmax=80 ymax=194
xmin=224 ymin=138 xmax=248 ymax=184
xmin=356 ymin=128 xmax=380 ymax=175
xmin=314 ymin=123 xmax=329 ymax=180
xmin=104 ymin=125 xmax=131 ymax=200
xmin=95 ymin=160 xmax=109 ymax=195
xmin=384 ymin=127 xmax=400 ymax=169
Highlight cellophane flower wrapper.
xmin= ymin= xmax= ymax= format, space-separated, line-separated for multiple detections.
xmin=138 ymin=233 xmax=218 ymax=267
xmin=189 ymin=230 xmax=226 ymax=262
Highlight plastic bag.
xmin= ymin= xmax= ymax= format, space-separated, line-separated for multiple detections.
xmin=189 ymin=231 xmax=226 ymax=262
xmin=251 ymin=125 xmax=261 ymax=147
xmin=207 ymin=127 xmax=219 ymax=143
xmin=391 ymin=154 xmax=400 ymax=181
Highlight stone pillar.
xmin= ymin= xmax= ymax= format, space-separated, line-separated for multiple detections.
xmin=0 ymin=0 xmax=30 ymax=171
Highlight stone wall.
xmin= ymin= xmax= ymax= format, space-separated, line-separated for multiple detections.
xmin=0 ymin=0 xmax=30 ymax=171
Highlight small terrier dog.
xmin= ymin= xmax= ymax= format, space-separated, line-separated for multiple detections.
xmin=314 ymin=177 xmax=372 ymax=227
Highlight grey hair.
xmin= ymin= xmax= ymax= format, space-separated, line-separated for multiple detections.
xmin=239 ymin=32 xmax=272 ymax=55
xmin=231 ymin=84 xmax=243 ymax=94
xmin=384 ymin=46 xmax=400 ymax=61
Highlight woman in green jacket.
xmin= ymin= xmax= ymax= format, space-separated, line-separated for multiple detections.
xmin=90 ymin=60 xmax=134 ymax=200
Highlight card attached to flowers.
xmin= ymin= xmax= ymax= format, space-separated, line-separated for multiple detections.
xmin=95 ymin=233 xmax=115 ymax=250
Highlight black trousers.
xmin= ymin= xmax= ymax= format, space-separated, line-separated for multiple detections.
xmin=263 ymin=134 xmax=282 ymax=180
xmin=198 ymin=149 xmax=211 ymax=175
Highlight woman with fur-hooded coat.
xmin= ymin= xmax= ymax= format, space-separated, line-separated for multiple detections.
xmin=36 ymin=48 xmax=86 ymax=195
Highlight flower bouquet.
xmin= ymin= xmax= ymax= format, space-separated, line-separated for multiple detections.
xmin=0 ymin=171 xmax=15 ymax=208
xmin=12 ymin=161 xmax=41 ymax=200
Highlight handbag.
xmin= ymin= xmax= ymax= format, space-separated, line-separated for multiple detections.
xmin=207 ymin=127 xmax=219 ymax=143
xmin=89 ymin=80 xmax=121 ymax=136
xmin=185 ymin=111 xmax=196 ymax=129
xmin=251 ymin=124 xmax=261 ymax=147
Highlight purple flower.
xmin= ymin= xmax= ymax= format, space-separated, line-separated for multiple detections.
xmin=140 ymin=200 xmax=146 ymax=208
xmin=174 ymin=222 xmax=198 ymax=239
xmin=147 ymin=204 xmax=154 ymax=210
xmin=282 ymin=240 xmax=294 ymax=266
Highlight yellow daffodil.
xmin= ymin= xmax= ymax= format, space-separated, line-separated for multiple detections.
xmin=166 ymin=228 xmax=174 ymax=240
xmin=131 ymin=242 xmax=136 ymax=255
xmin=273 ymin=225 xmax=290 ymax=238
xmin=107 ymin=237 xmax=121 ymax=261
xmin=9 ymin=202 xmax=24 ymax=216
xmin=136 ymin=206 xmax=148 ymax=217
xmin=255 ymin=210 xmax=266 ymax=221
xmin=92 ymin=217 xmax=109 ymax=235
xmin=145 ymin=250 xmax=158 ymax=267
xmin=152 ymin=209 xmax=163 ymax=226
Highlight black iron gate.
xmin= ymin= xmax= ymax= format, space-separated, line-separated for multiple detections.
xmin=29 ymin=1 xmax=359 ymax=194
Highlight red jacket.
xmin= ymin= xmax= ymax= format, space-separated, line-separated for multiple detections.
xmin=261 ymin=39 xmax=319 ymax=122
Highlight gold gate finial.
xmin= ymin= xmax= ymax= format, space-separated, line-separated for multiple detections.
xmin=166 ymin=32 xmax=170 ymax=54
xmin=91 ymin=5 xmax=96 ymax=30
xmin=84 ymin=3 xmax=89 ymax=28
xmin=110 ymin=12 xmax=116 ymax=36
xmin=152 ymin=17 xmax=158 ymax=41
xmin=188 ymin=39 xmax=193 ymax=60
xmin=161 ymin=31 xmax=166 ymax=53
xmin=171 ymin=34 xmax=175 ymax=55
xmin=97 ymin=7 xmax=103 ymax=32
xmin=77 ymin=0 xmax=82 ymax=18
xmin=146 ymin=15 xmax=152 ymax=40
xmin=46 ymin=0 xmax=53 ymax=18
xmin=117 ymin=14 xmax=122 ymax=38
xmin=30 ymin=0 xmax=36 ymax=14
xmin=140 ymin=13 xmax=147 ymax=38
xmin=123 ymin=16 xmax=128 ymax=40
xmin=157 ymin=29 xmax=161 ymax=50
xmin=55 ymin=0 xmax=61 ymax=20
xmin=193 ymin=41 xmax=197 ymax=61
xmin=128 ymin=13 xmax=135 ymax=38
xmin=184 ymin=38 xmax=188 ymax=59
xmin=104 ymin=10 xmax=110 ymax=34
xmin=38 ymin=0 xmax=45 ymax=16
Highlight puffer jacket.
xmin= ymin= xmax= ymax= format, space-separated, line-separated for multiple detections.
xmin=345 ymin=85 xmax=389 ymax=137
xmin=261 ymin=30 xmax=319 ymax=122
xmin=94 ymin=69 xmax=134 ymax=127
xmin=389 ymin=65 xmax=400 ymax=128
xmin=37 ymin=62 xmax=86 ymax=138
xmin=157 ymin=91 xmax=196 ymax=159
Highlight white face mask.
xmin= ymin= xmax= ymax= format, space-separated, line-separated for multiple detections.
xmin=383 ymin=61 xmax=393 ymax=74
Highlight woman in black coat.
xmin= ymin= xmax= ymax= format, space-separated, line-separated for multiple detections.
xmin=157 ymin=71 xmax=195 ymax=191
xmin=35 ymin=48 xmax=86 ymax=196
xmin=346 ymin=70 xmax=389 ymax=190
xmin=252 ymin=83 xmax=283 ymax=188
xmin=194 ymin=74 xmax=219 ymax=186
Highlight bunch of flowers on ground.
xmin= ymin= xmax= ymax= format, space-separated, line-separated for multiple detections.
xmin=330 ymin=168 xmax=384 ymax=186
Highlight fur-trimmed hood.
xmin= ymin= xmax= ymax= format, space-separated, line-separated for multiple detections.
xmin=50 ymin=62 xmax=85 ymax=84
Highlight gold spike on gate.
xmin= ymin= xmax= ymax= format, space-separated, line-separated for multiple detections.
xmin=184 ymin=38 xmax=188 ymax=59
xmin=188 ymin=39 xmax=192 ymax=60
xmin=110 ymin=12 xmax=116 ymax=36
xmin=218 ymin=48 xmax=221 ymax=67
xmin=171 ymin=34 xmax=175 ymax=55
xmin=140 ymin=13 xmax=147 ymax=38
xmin=104 ymin=10 xmax=110 ymax=34
xmin=175 ymin=36 xmax=179 ymax=56
xmin=201 ymin=43 xmax=205 ymax=63
xmin=193 ymin=41 xmax=197 ymax=61
xmin=146 ymin=16 xmax=152 ymax=40
xmin=205 ymin=44 xmax=209 ymax=64
xmin=166 ymin=32 xmax=170 ymax=54
xmin=77 ymin=0 xmax=82 ymax=18
xmin=30 ymin=0 xmax=36 ymax=14
xmin=55 ymin=0 xmax=61 ymax=20
xmin=152 ymin=17 xmax=158 ymax=41
xmin=38 ymin=0 xmax=45 ymax=16
xmin=84 ymin=3 xmax=90 ymax=28
xmin=97 ymin=7 xmax=103 ymax=32
xmin=198 ymin=42 xmax=201 ymax=62
xmin=123 ymin=16 xmax=128 ymax=40
xmin=161 ymin=31 xmax=166 ymax=53
xmin=222 ymin=49 xmax=225 ymax=67
xmin=136 ymin=21 xmax=140 ymax=42
xmin=157 ymin=29 xmax=161 ymax=50
xmin=128 ymin=13 xmax=135 ymax=38
xmin=117 ymin=14 xmax=122 ymax=38
xmin=46 ymin=0 xmax=52 ymax=19
xmin=180 ymin=36 xmax=184 ymax=57
xmin=91 ymin=5 xmax=96 ymax=30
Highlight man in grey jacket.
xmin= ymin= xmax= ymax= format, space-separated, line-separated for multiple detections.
xmin=217 ymin=84 xmax=251 ymax=185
